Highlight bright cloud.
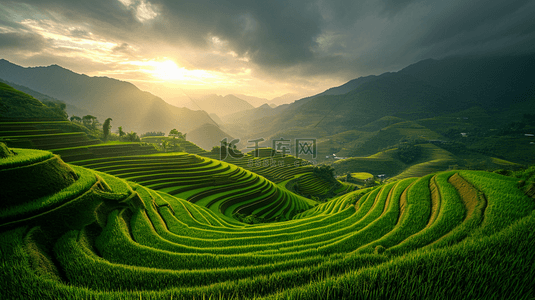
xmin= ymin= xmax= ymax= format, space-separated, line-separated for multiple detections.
xmin=122 ymin=59 xmax=218 ymax=82
xmin=117 ymin=0 xmax=158 ymax=23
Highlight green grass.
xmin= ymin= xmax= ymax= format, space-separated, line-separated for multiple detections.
xmin=351 ymin=172 xmax=373 ymax=180
xmin=0 ymin=143 xmax=534 ymax=299
xmin=1 ymin=154 xmax=78 ymax=206
xmin=0 ymin=165 xmax=96 ymax=222
xmin=0 ymin=147 xmax=53 ymax=169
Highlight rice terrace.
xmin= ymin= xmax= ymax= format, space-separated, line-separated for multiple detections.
xmin=1 ymin=119 xmax=535 ymax=299
xmin=2 ymin=1 xmax=535 ymax=299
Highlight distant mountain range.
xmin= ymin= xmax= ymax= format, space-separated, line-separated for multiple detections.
xmin=2 ymin=54 xmax=534 ymax=164
xmin=233 ymin=93 xmax=299 ymax=107
xmin=183 ymin=94 xmax=255 ymax=118
xmin=0 ymin=59 xmax=214 ymax=134
xmin=215 ymin=54 xmax=535 ymax=166
xmin=228 ymin=54 xmax=535 ymax=139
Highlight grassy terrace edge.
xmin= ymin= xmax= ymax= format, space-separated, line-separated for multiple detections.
xmin=0 ymin=145 xmax=534 ymax=299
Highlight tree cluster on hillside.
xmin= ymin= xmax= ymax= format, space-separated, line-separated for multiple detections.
xmin=494 ymin=114 xmax=535 ymax=136
xmin=141 ymin=131 xmax=165 ymax=138
xmin=0 ymin=81 xmax=68 ymax=120
xmin=68 ymin=114 xmax=143 ymax=143
xmin=312 ymin=165 xmax=338 ymax=185
xmin=125 ymin=131 xmax=140 ymax=142
xmin=41 ymin=100 xmax=68 ymax=120
xmin=395 ymin=142 xmax=423 ymax=164
xmin=169 ymin=129 xmax=186 ymax=140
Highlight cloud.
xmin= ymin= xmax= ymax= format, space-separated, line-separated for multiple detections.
xmin=0 ymin=32 xmax=47 ymax=51
xmin=0 ymin=0 xmax=534 ymax=97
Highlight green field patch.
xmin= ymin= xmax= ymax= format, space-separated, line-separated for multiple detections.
xmin=0 ymin=147 xmax=53 ymax=169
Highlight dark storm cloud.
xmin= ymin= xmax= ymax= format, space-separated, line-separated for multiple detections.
xmin=150 ymin=0 xmax=324 ymax=67
xmin=8 ymin=0 xmax=132 ymax=26
xmin=380 ymin=0 xmax=416 ymax=15
xmin=0 ymin=32 xmax=46 ymax=51
xmin=418 ymin=0 xmax=533 ymax=47
xmin=1 ymin=0 xmax=534 ymax=80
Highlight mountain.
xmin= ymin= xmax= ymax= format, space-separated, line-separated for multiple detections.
xmin=209 ymin=113 xmax=223 ymax=125
xmin=269 ymin=93 xmax=300 ymax=106
xmin=0 ymin=80 xmax=66 ymax=121
xmin=313 ymin=75 xmax=381 ymax=98
xmin=242 ymin=54 xmax=535 ymax=140
xmin=187 ymin=94 xmax=255 ymax=117
xmin=222 ymin=103 xmax=277 ymax=124
xmin=233 ymin=94 xmax=270 ymax=107
xmin=233 ymin=93 xmax=299 ymax=107
xmin=0 ymin=78 xmax=92 ymax=118
xmin=0 ymin=81 xmax=67 ymax=120
xmin=186 ymin=123 xmax=234 ymax=151
xmin=0 ymin=59 xmax=214 ymax=134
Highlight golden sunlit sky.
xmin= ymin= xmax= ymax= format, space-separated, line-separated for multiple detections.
xmin=1 ymin=0 xmax=534 ymax=105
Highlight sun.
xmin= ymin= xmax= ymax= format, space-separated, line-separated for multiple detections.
xmin=148 ymin=59 xmax=216 ymax=83
xmin=152 ymin=60 xmax=185 ymax=81
xmin=122 ymin=59 xmax=219 ymax=85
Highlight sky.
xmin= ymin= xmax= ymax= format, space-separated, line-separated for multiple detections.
xmin=0 ymin=0 xmax=534 ymax=105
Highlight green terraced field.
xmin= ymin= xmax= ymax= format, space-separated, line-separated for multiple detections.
xmin=1 ymin=145 xmax=534 ymax=299
xmin=0 ymin=121 xmax=101 ymax=150
xmin=141 ymin=136 xmax=207 ymax=155
xmin=69 ymin=152 xmax=313 ymax=221
xmin=0 ymin=121 xmax=159 ymax=162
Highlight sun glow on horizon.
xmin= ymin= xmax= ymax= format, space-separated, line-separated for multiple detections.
xmin=123 ymin=59 xmax=217 ymax=83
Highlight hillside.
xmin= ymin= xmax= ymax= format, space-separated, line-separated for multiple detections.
xmin=218 ymin=54 xmax=535 ymax=169
xmin=0 ymin=59 xmax=214 ymax=134
xmin=186 ymin=123 xmax=235 ymax=151
xmin=237 ymin=54 xmax=532 ymax=136
xmin=0 ymin=82 xmax=67 ymax=121
xmin=1 ymin=144 xmax=534 ymax=299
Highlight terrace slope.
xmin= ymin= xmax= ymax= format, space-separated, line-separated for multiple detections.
xmin=69 ymin=152 xmax=313 ymax=222
xmin=0 ymin=82 xmax=66 ymax=121
xmin=1 ymin=144 xmax=534 ymax=299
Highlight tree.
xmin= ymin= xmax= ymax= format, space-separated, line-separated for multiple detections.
xmin=42 ymin=100 xmax=68 ymax=119
xmin=126 ymin=131 xmax=140 ymax=142
xmin=70 ymin=115 xmax=82 ymax=123
xmin=102 ymin=118 xmax=112 ymax=141
xmin=169 ymin=129 xmax=185 ymax=139
xmin=211 ymin=146 xmax=221 ymax=154
xmin=396 ymin=143 xmax=422 ymax=164
xmin=169 ymin=128 xmax=179 ymax=138
xmin=117 ymin=126 xmax=126 ymax=138
xmin=140 ymin=131 xmax=165 ymax=138
xmin=312 ymin=165 xmax=338 ymax=185
xmin=82 ymin=115 xmax=98 ymax=128
xmin=161 ymin=140 xmax=170 ymax=152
